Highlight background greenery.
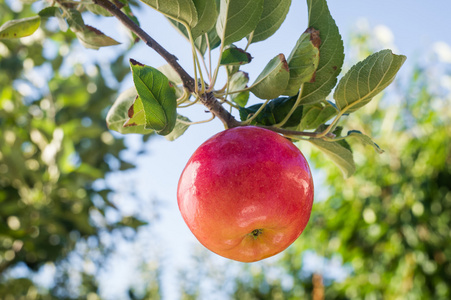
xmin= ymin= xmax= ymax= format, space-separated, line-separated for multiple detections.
xmin=1 ymin=1 xmax=450 ymax=299
xmin=0 ymin=1 xmax=154 ymax=298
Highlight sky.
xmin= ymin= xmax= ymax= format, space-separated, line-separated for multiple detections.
xmin=90 ymin=1 xmax=451 ymax=299
xmin=16 ymin=0 xmax=450 ymax=299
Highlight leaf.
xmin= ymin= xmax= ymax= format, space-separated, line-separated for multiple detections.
xmin=250 ymin=0 xmax=291 ymax=43
xmin=165 ymin=115 xmax=191 ymax=141
xmin=346 ymin=130 xmax=384 ymax=154
xmin=239 ymin=96 xmax=302 ymax=128
xmin=190 ymin=0 xmax=218 ymax=39
xmin=140 ymin=0 xmax=198 ymax=27
xmin=106 ymin=87 xmax=154 ymax=134
xmin=220 ymin=46 xmax=252 ymax=65
xmin=130 ymin=59 xmax=177 ymax=136
xmin=283 ymin=28 xmax=320 ymax=96
xmin=65 ymin=9 xmax=119 ymax=49
xmin=38 ymin=7 xmax=61 ymax=18
xmin=250 ymin=54 xmax=290 ymax=99
xmin=299 ymin=0 xmax=344 ymax=105
xmin=66 ymin=8 xmax=85 ymax=32
xmin=216 ymin=0 xmax=264 ymax=46
xmin=309 ymin=139 xmax=355 ymax=177
xmin=298 ymin=101 xmax=337 ymax=131
xmin=157 ymin=64 xmax=185 ymax=98
xmin=123 ymin=97 xmax=147 ymax=127
xmin=334 ymin=49 xmax=407 ymax=113
xmin=85 ymin=4 xmax=113 ymax=17
xmin=228 ymin=71 xmax=249 ymax=107
xmin=0 ymin=16 xmax=41 ymax=39
xmin=75 ymin=25 xmax=120 ymax=50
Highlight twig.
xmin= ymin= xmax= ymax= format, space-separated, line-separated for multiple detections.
xmin=92 ymin=0 xmax=194 ymax=91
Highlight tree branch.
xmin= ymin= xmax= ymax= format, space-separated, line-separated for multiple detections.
xmin=92 ymin=0 xmax=242 ymax=128
xmin=92 ymin=0 xmax=194 ymax=90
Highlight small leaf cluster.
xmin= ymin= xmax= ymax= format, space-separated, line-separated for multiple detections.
xmin=0 ymin=2 xmax=133 ymax=49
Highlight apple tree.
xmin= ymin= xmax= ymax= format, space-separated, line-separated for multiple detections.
xmin=1 ymin=0 xmax=406 ymax=271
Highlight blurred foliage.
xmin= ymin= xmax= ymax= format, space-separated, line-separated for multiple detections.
xmin=0 ymin=2 xmax=152 ymax=298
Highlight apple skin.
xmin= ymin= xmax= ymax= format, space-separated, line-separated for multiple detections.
xmin=177 ymin=126 xmax=314 ymax=262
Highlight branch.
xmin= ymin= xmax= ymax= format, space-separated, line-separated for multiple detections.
xmin=92 ymin=0 xmax=194 ymax=91
xmin=92 ymin=0 xmax=241 ymax=128
xmin=200 ymin=90 xmax=241 ymax=128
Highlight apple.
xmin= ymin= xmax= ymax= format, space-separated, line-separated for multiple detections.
xmin=177 ymin=126 xmax=314 ymax=262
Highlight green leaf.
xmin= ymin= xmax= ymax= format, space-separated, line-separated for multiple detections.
xmin=124 ymin=97 xmax=147 ymax=127
xmin=157 ymin=64 xmax=185 ymax=98
xmin=228 ymin=71 xmax=249 ymax=107
xmin=66 ymin=8 xmax=85 ymax=32
xmin=75 ymin=25 xmax=120 ymax=50
xmin=284 ymin=28 xmax=320 ymax=96
xmin=130 ymin=59 xmax=177 ymax=136
xmin=220 ymin=46 xmax=252 ymax=65
xmin=250 ymin=0 xmax=291 ymax=43
xmin=298 ymin=101 xmax=337 ymax=131
xmin=250 ymin=54 xmax=290 ymax=99
xmin=346 ymin=130 xmax=384 ymax=154
xmin=0 ymin=16 xmax=41 ymax=39
xmin=85 ymin=4 xmax=113 ymax=17
xmin=64 ymin=9 xmax=119 ymax=49
xmin=106 ymin=87 xmax=154 ymax=134
xmin=165 ymin=115 xmax=191 ymax=141
xmin=140 ymin=0 xmax=198 ymax=27
xmin=334 ymin=49 xmax=406 ymax=113
xmin=190 ymin=0 xmax=218 ymax=39
xmin=38 ymin=7 xmax=61 ymax=18
xmin=299 ymin=0 xmax=344 ymax=105
xmin=239 ymin=96 xmax=302 ymax=128
xmin=309 ymin=138 xmax=355 ymax=177
xmin=216 ymin=0 xmax=264 ymax=46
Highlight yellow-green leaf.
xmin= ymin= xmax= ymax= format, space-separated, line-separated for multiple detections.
xmin=0 ymin=16 xmax=41 ymax=39
xmin=250 ymin=54 xmax=290 ymax=99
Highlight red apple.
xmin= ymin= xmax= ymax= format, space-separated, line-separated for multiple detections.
xmin=177 ymin=126 xmax=314 ymax=262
